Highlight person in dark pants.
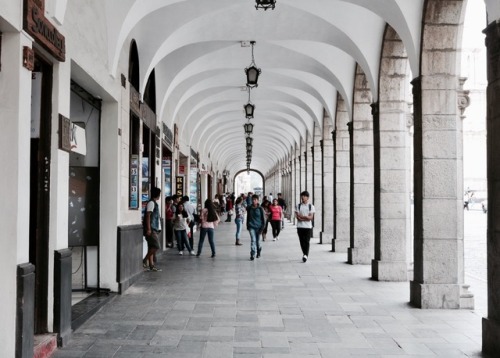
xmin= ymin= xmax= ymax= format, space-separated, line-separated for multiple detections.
xmin=295 ymin=191 xmax=315 ymax=263
xmin=246 ymin=194 xmax=266 ymax=261
xmin=143 ymin=187 xmax=162 ymax=271
xmin=277 ymin=193 xmax=287 ymax=229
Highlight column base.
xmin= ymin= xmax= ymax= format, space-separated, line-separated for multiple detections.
xmin=371 ymin=259 xmax=408 ymax=281
xmin=483 ymin=317 xmax=500 ymax=356
xmin=319 ymin=232 xmax=332 ymax=245
xmin=348 ymin=247 xmax=371 ymax=264
xmin=410 ymin=281 xmax=474 ymax=309
xmin=332 ymin=237 xmax=349 ymax=253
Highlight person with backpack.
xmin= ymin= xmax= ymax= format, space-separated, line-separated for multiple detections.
xmin=295 ymin=191 xmax=315 ymax=262
xmin=143 ymin=187 xmax=162 ymax=271
xmin=196 ymin=199 xmax=220 ymax=257
xmin=246 ymin=194 xmax=266 ymax=261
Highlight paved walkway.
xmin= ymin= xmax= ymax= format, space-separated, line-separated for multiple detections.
xmin=54 ymin=218 xmax=483 ymax=357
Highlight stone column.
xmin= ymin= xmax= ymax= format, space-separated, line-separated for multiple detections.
xmin=334 ymin=96 xmax=351 ymax=252
xmin=410 ymin=73 xmax=472 ymax=308
xmin=348 ymin=67 xmax=375 ymax=265
xmin=483 ymin=20 xmax=500 ymax=355
xmin=313 ymin=125 xmax=322 ymax=237
xmin=321 ymin=113 xmax=335 ymax=245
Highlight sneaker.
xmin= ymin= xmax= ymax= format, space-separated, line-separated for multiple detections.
xmin=302 ymin=255 xmax=308 ymax=262
xmin=276 ymin=236 xmax=279 ymax=241
xmin=250 ymin=256 xmax=255 ymax=261
xmin=256 ymin=249 xmax=261 ymax=258
xmin=179 ymin=251 xmax=183 ymax=256
xmin=189 ymin=251 xmax=196 ymax=256
xmin=211 ymin=253 xmax=216 ymax=258
xmin=196 ymin=252 xmax=201 ymax=257
xmin=273 ymin=238 xmax=276 ymax=241
xmin=149 ymin=266 xmax=162 ymax=272
xmin=142 ymin=259 xmax=148 ymax=268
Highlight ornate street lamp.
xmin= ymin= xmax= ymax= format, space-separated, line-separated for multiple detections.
xmin=244 ymin=122 xmax=254 ymax=136
xmin=244 ymin=87 xmax=255 ymax=119
xmin=255 ymin=0 xmax=276 ymax=11
xmin=245 ymin=41 xmax=261 ymax=88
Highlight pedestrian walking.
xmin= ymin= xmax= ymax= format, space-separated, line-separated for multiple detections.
xmin=269 ymin=198 xmax=283 ymax=241
xmin=277 ymin=193 xmax=287 ymax=229
xmin=234 ymin=197 xmax=244 ymax=245
xmin=246 ymin=194 xmax=266 ymax=261
xmin=173 ymin=203 xmax=195 ymax=256
xmin=196 ymin=199 xmax=220 ymax=257
xmin=225 ymin=195 xmax=234 ymax=222
xmin=295 ymin=191 xmax=315 ymax=262
xmin=261 ymin=199 xmax=271 ymax=241
xmin=164 ymin=196 xmax=175 ymax=248
xmin=142 ymin=187 xmax=162 ymax=271
xmin=182 ymin=195 xmax=197 ymax=248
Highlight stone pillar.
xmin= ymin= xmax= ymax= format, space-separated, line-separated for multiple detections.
xmin=313 ymin=125 xmax=323 ymax=238
xmin=372 ymin=27 xmax=412 ymax=281
xmin=483 ymin=20 xmax=500 ymax=355
xmin=334 ymin=96 xmax=351 ymax=252
xmin=348 ymin=67 xmax=375 ymax=265
xmin=410 ymin=73 xmax=472 ymax=308
xmin=320 ymin=114 xmax=335 ymax=245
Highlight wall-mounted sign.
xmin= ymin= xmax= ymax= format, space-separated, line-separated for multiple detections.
xmin=23 ymin=0 xmax=66 ymax=62
xmin=23 ymin=46 xmax=34 ymax=71
xmin=175 ymin=176 xmax=184 ymax=197
xmin=179 ymin=165 xmax=185 ymax=175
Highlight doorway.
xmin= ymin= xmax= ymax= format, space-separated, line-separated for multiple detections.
xmin=29 ymin=56 xmax=53 ymax=334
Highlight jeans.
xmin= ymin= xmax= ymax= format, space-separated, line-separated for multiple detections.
xmin=248 ymin=228 xmax=262 ymax=257
xmin=235 ymin=217 xmax=242 ymax=239
xmin=197 ymin=227 xmax=215 ymax=255
xmin=175 ymin=229 xmax=192 ymax=252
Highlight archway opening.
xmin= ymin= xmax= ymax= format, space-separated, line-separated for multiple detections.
xmin=234 ymin=170 xmax=264 ymax=199
xmin=462 ymin=0 xmax=487 ymax=315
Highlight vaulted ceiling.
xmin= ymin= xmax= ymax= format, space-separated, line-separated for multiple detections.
xmin=104 ymin=0 xmax=425 ymax=175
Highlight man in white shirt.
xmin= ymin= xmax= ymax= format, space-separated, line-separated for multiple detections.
xmin=295 ymin=191 xmax=315 ymax=262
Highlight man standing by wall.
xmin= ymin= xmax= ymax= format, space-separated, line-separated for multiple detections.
xmin=246 ymin=194 xmax=266 ymax=261
xmin=295 ymin=191 xmax=315 ymax=262
xmin=143 ymin=187 xmax=162 ymax=271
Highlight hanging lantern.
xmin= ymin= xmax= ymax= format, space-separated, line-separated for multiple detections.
xmin=244 ymin=102 xmax=255 ymax=119
xmin=244 ymin=122 xmax=254 ymax=136
xmin=245 ymin=41 xmax=261 ymax=88
xmin=255 ymin=0 xmax=276 ymax=11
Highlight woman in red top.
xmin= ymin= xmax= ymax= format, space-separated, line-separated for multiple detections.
xmin=269 ymin=198 xmax=283 ymax=241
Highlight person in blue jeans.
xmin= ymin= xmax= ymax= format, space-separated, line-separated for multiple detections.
xmin=196 ymin=199 xmax=220 ymax=257
xmin=234 ymin=197 xmax=244 ymax=246
xmin=246 ymin=194 xmax=266 ymax=261
xmin=173 ymin=203 xmax=195 ymax=256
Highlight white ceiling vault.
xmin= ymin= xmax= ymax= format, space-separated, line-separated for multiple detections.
xmin=104 ymin=0 xmax=425 ymax=176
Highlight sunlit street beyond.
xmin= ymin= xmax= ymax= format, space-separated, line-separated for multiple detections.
xmin=464 ymin=209 xmax=487 ymax=316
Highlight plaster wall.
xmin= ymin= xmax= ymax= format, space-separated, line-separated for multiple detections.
xmin=0 ymin=31 xmax=33 ymax=358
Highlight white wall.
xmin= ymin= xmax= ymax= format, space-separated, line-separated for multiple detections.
xmin=0 ymin=30 xmax=34 ymax=358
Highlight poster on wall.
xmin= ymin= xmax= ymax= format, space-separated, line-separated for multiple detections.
xmin=142 ymin=157 xmax=149 ymax=215
xmin=190 ymin=167 xmax=198 ymax=203
xmin=129 ymin=154 xmax=139 ymax=209
xmin=31 ymin=72 xmax=42 ymax=138
xmin=163 ymin=157 xmax=171 ymax=197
